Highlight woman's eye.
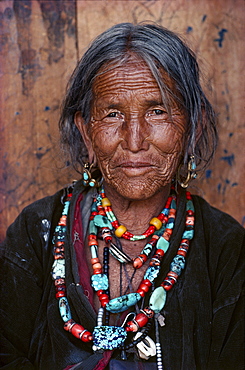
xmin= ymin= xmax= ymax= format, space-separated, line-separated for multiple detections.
xmin=106 ymin=111 xmax=124 ymax=120
xmin=153 ymin=109 xmax=166 ymax=115
xmin=107 ymin=112 xmax=118 ymax=118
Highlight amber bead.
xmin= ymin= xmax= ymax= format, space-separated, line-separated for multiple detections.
xmin=101 ymin=197 xmax=111 ymax=207
xmin=149 ymin=217 xmax=162 ymax=230
xmin=115 ymin=225 xmax=127 ymax=238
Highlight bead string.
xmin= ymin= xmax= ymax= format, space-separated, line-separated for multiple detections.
xmin=88 ymin=187 xmax=178 ymax=313
xmin=51 ymin=186 xmax=195 ymax=367
xmin=100 ymin=185 xmax=172 ymax=241
xmin=94 ymin=187 xmax=176 ymax=270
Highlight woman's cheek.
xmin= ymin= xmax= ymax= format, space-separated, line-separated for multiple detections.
xmin=152 ymin=125 xmax=184 ymax=155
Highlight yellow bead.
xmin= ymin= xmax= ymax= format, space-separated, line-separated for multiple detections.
xmin=115 ymin=225 xmax=127 ymax=238
xmin=149 ymin=217 xmax=162 ymax=230
xmin=101 ymin=197 xmax=111 ymax=207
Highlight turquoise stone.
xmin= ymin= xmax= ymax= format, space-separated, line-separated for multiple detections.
xmin=149 ymin=286 xmax=167 ymax=313
xmin=166 ymin=221 xmax=174 ymax=229
xmin=59 ymin=297 xmax=72 ymax=322
xmin=63 ymin=201 xmax=70 ymax=215
xmin=93 ymin=326 xmax=127 ymax=350
xmin=52 ymin=259 xmax=65 ymax=279
xmin=89 ymin=220 xmax=97 ymax=235
xmin=182 ymin=229 xmax=194 ymax=239
xmin=142 ymin=243 xmax=153 ymax=256
xmin=156 ymin=237 xmax=169 ymax=253
xmin=91 ymin=274 xmax=109 ymax=291
xmin=170 ymin=199 xmax=176 ymax=209
xmin=93 ymin=215 xmax=113 ymax=230
xmin=155 ymin=224 xmax=166 ymax=236
xmin=144 ymin=266 xmax=160 ymax=282
xmin=90 ymin=244 xmax=98 ymax=259
xmin=187 ymin=200 xmax=195 ymax=211
xmin=83 ymin=172 xmax=89 ymax=180
xmin=89 ymin=181 xmax=95 ymax=187
xmin=170 ymin=255 xmax=185 ymax=275
xmin=106 ymin=293 xmax=141 ymax=313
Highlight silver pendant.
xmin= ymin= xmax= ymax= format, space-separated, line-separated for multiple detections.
xmin=155 ymin=313 xmax=166 ymax=327
xmin=134 ymin=332 xmax=156 ymax=360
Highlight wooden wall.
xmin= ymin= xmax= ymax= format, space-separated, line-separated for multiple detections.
xmin=0 ymin=0 xmax=244 ymax=241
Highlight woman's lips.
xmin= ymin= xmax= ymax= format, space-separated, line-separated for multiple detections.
xmin=120 ymin=161 xmax=153 ymax=167
xmin=117 ymin=161 xmax=155 ymax=175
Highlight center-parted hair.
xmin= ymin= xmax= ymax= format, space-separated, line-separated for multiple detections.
xmin=59 ymin=22 xmax=217 ymax=173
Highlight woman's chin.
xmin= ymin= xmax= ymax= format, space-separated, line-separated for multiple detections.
xmin=104 ymin=176 xmax=170 ymax=201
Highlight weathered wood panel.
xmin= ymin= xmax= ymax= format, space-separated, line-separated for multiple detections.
xmin=0 ymin=0 xmax=78 ymax=239
xmin=1 ymin=0 xmax=244 ymax=240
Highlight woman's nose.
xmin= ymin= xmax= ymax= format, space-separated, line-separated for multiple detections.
xmin=121 ymin=115 xmax=150 ymax=152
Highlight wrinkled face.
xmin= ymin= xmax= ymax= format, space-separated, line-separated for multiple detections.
xmin=76 ymin=56 xmax=187 ymax=200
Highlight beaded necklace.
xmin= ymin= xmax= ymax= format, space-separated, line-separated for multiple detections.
xmin=51 ymin=186 xmax=195 ymax=367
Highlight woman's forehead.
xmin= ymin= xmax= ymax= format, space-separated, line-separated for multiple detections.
xmin=91 ymin=54 xmax=178 ymax=107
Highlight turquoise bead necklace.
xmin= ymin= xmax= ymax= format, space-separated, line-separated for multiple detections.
xmin=51 ymin=185 xmax=195 ymax=367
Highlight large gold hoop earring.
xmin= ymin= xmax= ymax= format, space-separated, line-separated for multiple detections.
xmin=82 ymin=163 xmax=100 ymax=188
xmin=177 ymin=155 xmax=197 ymax=188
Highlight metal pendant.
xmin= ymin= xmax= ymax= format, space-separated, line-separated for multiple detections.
xmin=134 ymin=332 xmax=156 ymax=360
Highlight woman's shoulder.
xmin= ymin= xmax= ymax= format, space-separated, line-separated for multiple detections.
xmin=192 ymin=193 xmax=244 ymax=244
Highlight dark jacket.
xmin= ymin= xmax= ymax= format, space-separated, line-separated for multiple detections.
xmin=0 ymin=180 xmax=244 ymax=370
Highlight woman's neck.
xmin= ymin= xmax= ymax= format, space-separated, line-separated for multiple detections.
xmin=103 ymin=182 xmax=171 ymax=235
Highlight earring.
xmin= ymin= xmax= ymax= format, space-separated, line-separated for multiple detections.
xmin=82 ymin=163 xmax=99 ymax=187
xmin=177 ymin=155 xmax=197 ymax=188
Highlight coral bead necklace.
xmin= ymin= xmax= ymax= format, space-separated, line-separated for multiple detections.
xmin=51 ymin=185 xmax=195 ymax=368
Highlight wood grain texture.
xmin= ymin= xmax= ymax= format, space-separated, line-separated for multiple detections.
xmin=1 ymin=0 xmax=244 ymax=240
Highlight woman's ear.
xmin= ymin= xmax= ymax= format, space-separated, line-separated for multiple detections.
xmin=74 ymin=112 xmax=96 ymax=164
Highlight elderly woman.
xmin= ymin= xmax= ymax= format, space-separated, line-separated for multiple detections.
xmin=0 ymin=23 xmax=244 ymax=370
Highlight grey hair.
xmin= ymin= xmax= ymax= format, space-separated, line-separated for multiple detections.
xmin=59 ymin=22 xmax=217 ymax=173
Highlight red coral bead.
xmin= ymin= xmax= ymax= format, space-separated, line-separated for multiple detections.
xmin=70 ymin=323 xmax=93 ymax=342
xmin=126 ymin=321 xmax=138 ymax=332
xmin=96 ymin=289 xmax=103 ymax=297
xmin=142 ymin=279 xmax=152 ymax=287
xmin=177 ymin=250 xmax=187 ymax=257
xmin=99 ymin=294 xmax=109 ymax=307
xmin=134 ymin=312 xmax=149 ymax=327
xmin=56 ymin=291 xmax=66 ymax=298
xmin=136 ymin=288 xmax=145 ymax=297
